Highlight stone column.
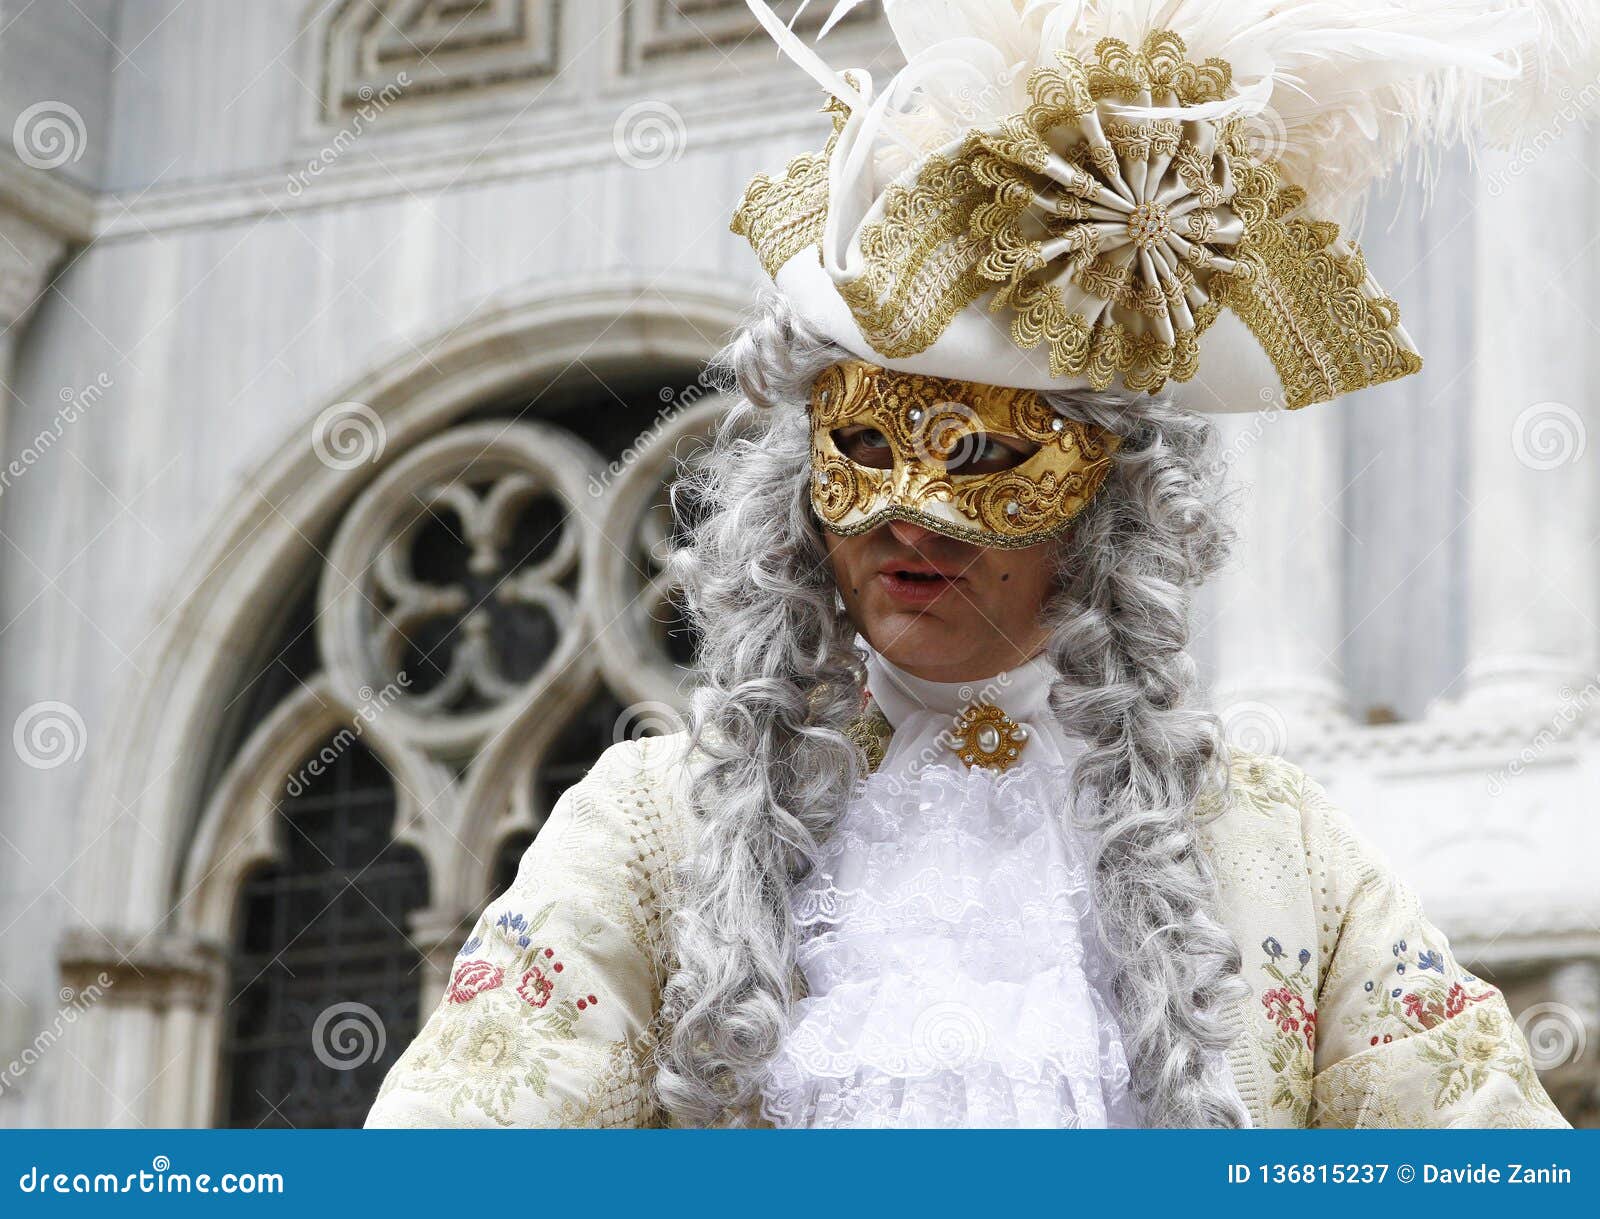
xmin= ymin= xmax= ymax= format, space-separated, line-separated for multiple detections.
xmin=0 ymin=156 xmax=96 ymax=457
xmin=54 ymin=930 xmax=225 ymax=1128
xmin=1204 ymin=402 xmax=1354 ymax=754
xmin=1456 ymin=132 xmax=1600 ymax=712
xmin=410 ymin=905 xmax=472 ymax=1010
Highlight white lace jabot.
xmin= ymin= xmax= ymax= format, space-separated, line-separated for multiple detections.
xmin=759 ymin=646 xmax=1142 ymax=1128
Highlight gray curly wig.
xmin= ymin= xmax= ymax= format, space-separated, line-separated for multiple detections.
xmin=651 ymin=291 xmax=1250 ymax=1128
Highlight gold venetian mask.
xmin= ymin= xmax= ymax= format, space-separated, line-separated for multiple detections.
xmin=808 ymin=360 xmax=1120 ymax=549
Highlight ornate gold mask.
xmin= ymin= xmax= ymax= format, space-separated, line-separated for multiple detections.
xmin=808 ymin=360 xmax=1120 ymax=549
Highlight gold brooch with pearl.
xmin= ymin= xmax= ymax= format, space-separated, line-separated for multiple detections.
xmin=951 ymin=702 xmax=1030 ymax=771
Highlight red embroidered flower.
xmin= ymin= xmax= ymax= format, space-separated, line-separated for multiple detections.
xmin=517 ymin=965 xmax=555 ymax=1009
xmin=1261 ymin=987 xmax=1316 ymax=1050
xmin=1401 ymin=981 xmax=1494 ymax=1031
xmin=446 ymin=958 xmax=504 ymax=1004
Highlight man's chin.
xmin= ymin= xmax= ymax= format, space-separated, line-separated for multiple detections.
xmin=866 ymin=613 xmax=969 ymax=669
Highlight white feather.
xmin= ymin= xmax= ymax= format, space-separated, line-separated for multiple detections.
xmin=751 ymin=0 xmax=1600 ymax=225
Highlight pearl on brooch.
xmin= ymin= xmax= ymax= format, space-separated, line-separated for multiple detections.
xmin=951 ymin=701 xmax=1029 ymax=771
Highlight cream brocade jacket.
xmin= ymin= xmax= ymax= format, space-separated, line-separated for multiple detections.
xmin=365 ymin=733 xmax=1567 ymax=1129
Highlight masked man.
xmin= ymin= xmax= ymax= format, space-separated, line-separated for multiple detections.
xmin=367 ymin=0 xmax=1587 ymax=1129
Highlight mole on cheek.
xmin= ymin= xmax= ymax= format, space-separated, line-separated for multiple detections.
xmin=1001 ymin=574 xmax=1010 ymax=582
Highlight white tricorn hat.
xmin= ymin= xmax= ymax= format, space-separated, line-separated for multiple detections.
xmin=734 ymin=0 xmax=1600 ymax=411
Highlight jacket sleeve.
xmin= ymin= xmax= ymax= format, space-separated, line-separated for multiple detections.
xmin=1293 ymin=774 xmax=1568 ymax=1129
xmin=364 ymin=741 xmax=674 ymax=1128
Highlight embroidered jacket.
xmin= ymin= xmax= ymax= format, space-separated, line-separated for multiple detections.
xmin=364 ymin=734 xmax=1567 ymax=1129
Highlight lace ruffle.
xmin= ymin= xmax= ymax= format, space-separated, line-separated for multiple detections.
xmin=761 ymin=762 xmax=1141 ymax=1128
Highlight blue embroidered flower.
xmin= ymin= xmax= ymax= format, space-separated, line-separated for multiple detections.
xmin=1297 ymin=948 xmax=1311 ymax=967
xmin=496 ymin=911 xmax=533 ymax=949
xmin=1364 ymin=981 xmax=1374 ymax=992
xmin=457 ymin=936 xmax=482 ymax=957
xmin=1263 ymin=937 xmax=1284 ymax=960
xmin=1417 ymin=949 xmax=1445 ymax=974
xmin=1391 ymin=988 xmax=1402 ymax=998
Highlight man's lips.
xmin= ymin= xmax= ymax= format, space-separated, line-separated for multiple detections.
xmin=876 ymin=562 xmax=964 ymax=605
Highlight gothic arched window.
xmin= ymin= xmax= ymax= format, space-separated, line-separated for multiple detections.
xmin=198 ymin=365 xmax=724 ymax=1128
xmin=222 ymin=740 xmax=427 ymax=1128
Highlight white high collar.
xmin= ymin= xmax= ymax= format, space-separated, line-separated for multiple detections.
xmin=861 ymin=644 xmax=1085 ymax=771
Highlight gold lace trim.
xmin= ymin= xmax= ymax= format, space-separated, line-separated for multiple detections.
xmin=1213 ymin=158 xmax=1422 ymax=408
xmin=729 ymin=93 xmax=851 ymax=279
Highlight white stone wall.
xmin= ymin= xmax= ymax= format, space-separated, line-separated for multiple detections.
xmin=0 ymin=1 xmax=1594 ymax=1127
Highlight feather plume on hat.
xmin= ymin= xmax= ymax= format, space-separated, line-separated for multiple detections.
xmin=734 ymin=0 xmax=1600 ymax=410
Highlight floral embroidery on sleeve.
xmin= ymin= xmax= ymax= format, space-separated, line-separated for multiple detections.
xmin=442 ymin=903 xmax=601 ymax=1022
xmin=1257 ymin=936 xmax=1317 ymax=1123
xmin=1345 ymin=937 xmax=1496 ymax=1048
xmin=1417 ymin=1003 xmax=1546 ymax=1111
xmin=391 ymin=901 xmax=610 ymax=1124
